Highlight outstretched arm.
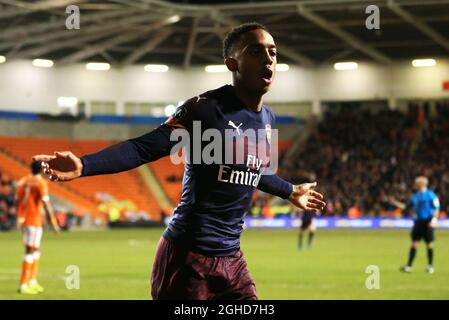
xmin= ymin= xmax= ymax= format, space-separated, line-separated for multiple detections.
xmin=33 ymin=124 xmax=176 ymax=182
xmin=388 ymin=197 xmax=407 ymax=210
xmin=257 ymin=173 xmax=293 ymax=199
xmin=43 ymin=200 xmax=60 ymax=234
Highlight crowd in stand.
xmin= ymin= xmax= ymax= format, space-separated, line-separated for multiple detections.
xmin=0 ymin=171 xmax=16 ymax=230
xmin=282 ymin=101 xmax=449 ymax=217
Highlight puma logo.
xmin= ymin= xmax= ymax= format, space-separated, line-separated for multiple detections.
xmin=228 ymin=120 xmax=243 ymax=135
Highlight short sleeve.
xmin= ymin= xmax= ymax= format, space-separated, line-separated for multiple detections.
xmin=431 ymin=192 xmax=440 ymax=210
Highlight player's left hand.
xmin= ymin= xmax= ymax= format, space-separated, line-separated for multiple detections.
xmin=17 ymin=217 xmax=25 ymax=228
xmin=288 ymin=182 xmax=326 ymax=214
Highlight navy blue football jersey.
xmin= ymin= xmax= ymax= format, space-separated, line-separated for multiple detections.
xmin=81 ymin=85 xmax=292 ymax=256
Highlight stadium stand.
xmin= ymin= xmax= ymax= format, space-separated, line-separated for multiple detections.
xmin=149 ymin=158 xmax=184 ymax=207
xmin=0 ymin=136 xmax=162 ymax=220
xmin=282 ymin=101 xmax=449 ymax=217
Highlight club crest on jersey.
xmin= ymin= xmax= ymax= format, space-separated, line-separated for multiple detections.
xmin=174 ymin=105 xmax=187 ymax=121
xmin=265 ymin=124 xmax=272 ymax=144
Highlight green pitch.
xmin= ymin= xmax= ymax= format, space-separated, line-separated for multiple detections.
xmin=1 ymin=228 xmax=449 ymax=300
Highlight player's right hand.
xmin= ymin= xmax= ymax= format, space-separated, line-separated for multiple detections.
xmin=17 ymin=217 xmax=25 ymax=228
xmin=32 ymin=151 xmax=83 ymax=182
xmin=429 ymin=217 xmax=438 ymax=228
xmin=53 ymin=225 xmax=61 ymax=235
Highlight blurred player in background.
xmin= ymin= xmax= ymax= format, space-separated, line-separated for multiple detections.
xmin=297 ymin=210 xmax=317 ymax=250
xmin=15 ymin=161 xmax=60 ymax=294
xmin=389 ymin=176 xmax=440 ymax=274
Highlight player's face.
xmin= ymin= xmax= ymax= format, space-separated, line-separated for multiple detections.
xmin=232 ymin=29 xmax=277 ymax=95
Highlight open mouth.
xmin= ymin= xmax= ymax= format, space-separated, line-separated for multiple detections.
xmin=261 ymin=69 xmax=273 ymax=83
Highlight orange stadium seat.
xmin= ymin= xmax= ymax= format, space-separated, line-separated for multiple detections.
xmin=150 ymin=157 xmax=184 ymax=206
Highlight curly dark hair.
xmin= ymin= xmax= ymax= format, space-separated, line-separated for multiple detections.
xmin=222 ymin=22 xmax=269 ymax=58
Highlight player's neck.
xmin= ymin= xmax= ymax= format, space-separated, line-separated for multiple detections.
xmin=232 ymin=84 xmax=263 ymax=112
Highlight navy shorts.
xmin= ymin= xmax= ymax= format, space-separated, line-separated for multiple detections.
xmin=411 ymin=219 xmax=435 ymax=243
xmin=301 ymin=212 xmax=316 ymax=230
xmin=151 ymin=236 xmax=257 ymax=300
xmin=301 ymin=216 xmax=314 ymax=230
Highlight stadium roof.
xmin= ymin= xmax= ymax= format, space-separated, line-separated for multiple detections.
xmin=1 ymin=0 xmax=449 ymax=67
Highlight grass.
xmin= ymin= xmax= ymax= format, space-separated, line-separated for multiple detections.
xmin=1 ymin=228 xmax=448 ymax=300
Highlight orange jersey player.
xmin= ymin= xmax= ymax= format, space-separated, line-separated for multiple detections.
xmin=16 ymin=161 xmax=60 ymax=295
